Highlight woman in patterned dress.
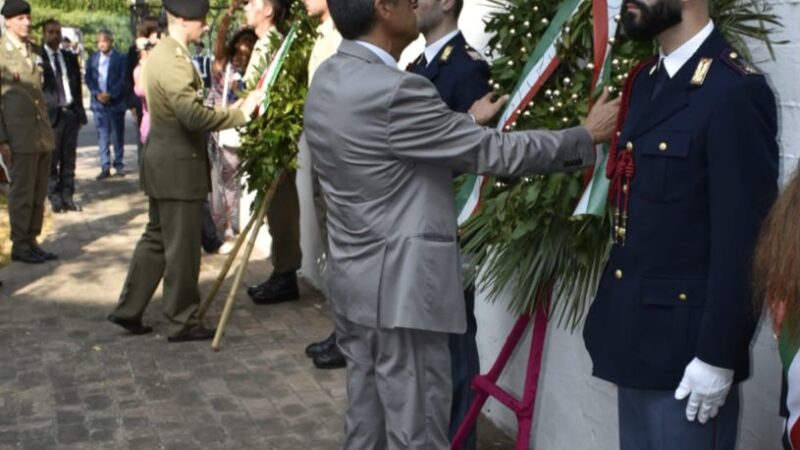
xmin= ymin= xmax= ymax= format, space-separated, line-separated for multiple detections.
xmin=206 ymin=2 xmax=258 ymax=248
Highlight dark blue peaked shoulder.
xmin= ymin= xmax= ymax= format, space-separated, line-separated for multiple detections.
xmin=720 ymin=48 xmax=761 ymax=76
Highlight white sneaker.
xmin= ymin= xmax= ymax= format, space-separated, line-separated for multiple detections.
xmin=217 ymin=241 xmax=235 ymax=255
xmin=218 ymin=241 xmax=235 ymax=255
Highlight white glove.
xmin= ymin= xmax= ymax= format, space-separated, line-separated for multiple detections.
xmin=674 ymin=357 xmax=734 ymax=424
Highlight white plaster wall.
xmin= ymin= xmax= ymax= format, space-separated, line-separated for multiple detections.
xmin=464 ymin=1 xmax=800 ymax=449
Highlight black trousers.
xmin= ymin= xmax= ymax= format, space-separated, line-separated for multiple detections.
xmin=48 ymin=108 xmax=81 ymax=206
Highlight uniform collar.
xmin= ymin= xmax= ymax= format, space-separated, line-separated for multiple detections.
xmin=5 ymin=32 xmax=27 ymax=52
xmin=658 ymin=20 xmax=714 ymax=78
xmin=423 ymin=29 xmax=460 ymax=66
xmin=354 ymin=40 xmax=396 ymax=66
xmin=317 ymin=17 xmax=335 ymax=36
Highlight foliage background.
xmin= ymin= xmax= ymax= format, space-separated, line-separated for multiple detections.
xmin=460 ymin=0 xmax=782 ymax=327
xmin=237 ymin=4 xmax=316 ymax=207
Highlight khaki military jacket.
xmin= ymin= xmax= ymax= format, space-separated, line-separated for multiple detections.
xmin=140 ymin=36 xmax=246 ymax=200
xmin=0 ymin=34 xmax=54 ymax=154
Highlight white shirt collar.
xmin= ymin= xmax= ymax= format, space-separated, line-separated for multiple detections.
xmin=355 ymin=40 xmax=396 ymax=66
xmin=423 ymin=29 xmax=460 ymax=66
xmin=659 ymin=20 xmax=714 ymax=78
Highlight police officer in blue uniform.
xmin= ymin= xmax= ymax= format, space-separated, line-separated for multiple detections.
xmin=409 ymin=0 xmax=491 ymax=448
xmin=583 ymin=1 xmax=778 ymax=449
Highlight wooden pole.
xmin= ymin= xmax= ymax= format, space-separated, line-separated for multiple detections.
xmin=197 ymin=207 xmax=259 ymax=321
xmin=210 ymin=171 xmax=285 ymax=351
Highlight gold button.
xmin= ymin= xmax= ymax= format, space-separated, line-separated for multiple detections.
xmin=36 ymin=115 xmax=41 ymax=120
xmin=616 ymin=131 xmax=621 ymax=137
xmin=729 ymin=51 xmax=738 ymax=59
xmin=614 ymin=269 xmax=623 ymax=280
xmin=659 ymin=142 xmax=668 ymax=152
xmin=626 ymin=141 xmax=633 ymax=151
xmin=622 ymin=184 xmax=628 ymax=193
xmin=678 ymin=293 xmax=688 ymax=301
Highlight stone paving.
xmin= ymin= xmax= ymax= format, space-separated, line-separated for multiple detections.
xmin=0 ymin=116 xmax=514 ymax=450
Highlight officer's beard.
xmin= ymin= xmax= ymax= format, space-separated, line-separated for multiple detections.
xmin=621 ymin=0 xmax=683 ymax=42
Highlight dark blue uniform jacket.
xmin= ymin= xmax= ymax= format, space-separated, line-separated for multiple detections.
xmin=583 ymin=29 xmax=779 ymax=390
xmin=407 ymin=32 xmax=491 ymax=114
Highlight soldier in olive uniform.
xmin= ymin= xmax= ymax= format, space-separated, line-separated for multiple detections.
xmin=0 ymin=0 xmax=58 ymax=264
xmin=108 ymin=0 xmax=262 ymax=342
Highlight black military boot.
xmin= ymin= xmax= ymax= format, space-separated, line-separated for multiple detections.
xmin=313 ymin=345 xmax=346 ymax=370
xmin=305 ymin=332 xmax=337 ymax=358
xmin=248 ymin=271 xmax=299 ymax=304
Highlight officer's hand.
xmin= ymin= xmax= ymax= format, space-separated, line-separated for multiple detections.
xmin=0 ymin=142 xmax=12 ymax=167
xmin=584 ymin=87 xmax=621 ymax=144
xmin=239 ymin=89 xmax=266 ymax=119
xmin=674 ymin=357 xmax=734 ymax=424
xmin=468 ymin=92 xmax=510 ymax=126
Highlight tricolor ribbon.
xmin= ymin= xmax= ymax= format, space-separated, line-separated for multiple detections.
xmin=456 ymin=0 xmax=586 ymax=226
xmin=573 ymin=0 xmax=623 ymax=217
xmin=254 ymin=25 xmax=298 ymax=116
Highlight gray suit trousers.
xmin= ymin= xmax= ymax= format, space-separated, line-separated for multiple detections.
xmin=618 ymin=385 xmax=740 ymax=450
xmin=333 ymin=312 xmax=452 ymax=450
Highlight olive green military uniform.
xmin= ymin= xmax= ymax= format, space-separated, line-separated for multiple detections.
xmin=112 ymin=36 xmax=246 ymax=336
xmin=0 ymin=34 xmax=55 ymax=254
xmin=244 ymin=29 xmax=302 ymax=275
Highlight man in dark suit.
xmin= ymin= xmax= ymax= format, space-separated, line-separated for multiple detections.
xmin=41 ymin=18 xmax=87 ymax=213
xmin=583 ymin=1 xmax=779 ymax=448
xmin=407 ymin=1 xmax=489 ymax=448
xmin=85 ymin=29 xmax=127 ymax=180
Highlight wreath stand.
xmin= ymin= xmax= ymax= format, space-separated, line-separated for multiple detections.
xmin=450 ymin=289 xmax=552 ymax=450
xmin=196 ymin=170 xmax=286 ymax=351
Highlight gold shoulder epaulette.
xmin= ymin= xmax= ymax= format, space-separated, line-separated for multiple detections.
xmin=440 ymin=45 xmax=453 ymax=62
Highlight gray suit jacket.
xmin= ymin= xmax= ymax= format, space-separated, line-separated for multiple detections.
xmin=304 ymin=40 xmax=594 ymax=333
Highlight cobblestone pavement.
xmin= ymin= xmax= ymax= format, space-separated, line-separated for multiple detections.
xmin=0 ymin=116 xmax=514 ymax=449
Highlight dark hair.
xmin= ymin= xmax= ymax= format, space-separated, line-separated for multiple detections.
xmin=98 ymin=29 xmax=114 ymax=40
xmin=268 ymin=0 xmax=292 ymax=27
xmin=41 ymin=17 xmax=60 ymax=31
xmin=227 ymin=28 xmax=258 ymax=59
xmin=137 ymin=21 xmax=159 ymax=39
xmin=329 ymin=0 xmax=376 ymax=40
xmin=453 ymin=0 xmax=463 ymax=18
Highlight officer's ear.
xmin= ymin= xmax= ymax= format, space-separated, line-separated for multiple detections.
xmin=440 ymin=0 xmax=457 ymax=16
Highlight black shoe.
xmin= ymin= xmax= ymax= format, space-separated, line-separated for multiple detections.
xmin=63 ymin=200 xmax=82 ymax=212
xmin=107 ymin=314 xmax=153 ymax=335
xmin=96 ymin=169 xmax=111 ymax=180
xmin=31 ymin=246 xmax=58 ymax=261
xmin=305 ymin=332 xmax=337 ymax=358
xmin=313 ymin=345 xmax=346 ymax=369
xmin=51 ymin=202 xmax=64 ymax=213
xmin=11 ymin=248 xmax=45 ymax=264
xmin=115 ymin=170 xmax=125 ymax=178
xmin=246 ymin=279 xmax=268 ymax=297
xmin=167 ymin=325 xmax=216 ymax=343
xmin=249 ymin=272 xmax=299 ymax=305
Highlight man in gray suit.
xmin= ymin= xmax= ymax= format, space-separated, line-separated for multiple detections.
xmin=304 ymin=0 xmax=620 ymax=447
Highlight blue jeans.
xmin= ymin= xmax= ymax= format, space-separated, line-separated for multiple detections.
xmin=448 ymin=288 xmax=479 ymax=450
xmin=94 ymin=110 xmax=126 ymax=172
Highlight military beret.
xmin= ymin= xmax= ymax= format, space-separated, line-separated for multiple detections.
xmin=163 ymin=0 xmax=209 ymax=19
xmin=1 ymin=0 xmax=31 ymax=18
